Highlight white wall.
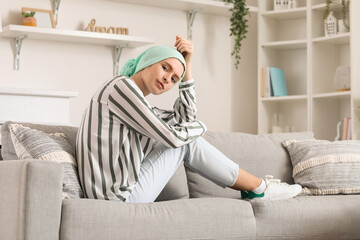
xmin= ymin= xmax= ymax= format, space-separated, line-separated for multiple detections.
xmin=0 ymin=0 xmax=257 ymax=133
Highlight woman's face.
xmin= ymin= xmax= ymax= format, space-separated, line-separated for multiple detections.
xmin=139 ymin=58 xmax=184 ymax=96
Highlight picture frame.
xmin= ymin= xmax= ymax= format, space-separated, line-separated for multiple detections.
xmin=22 ymin=7 xmax=56 ymax=28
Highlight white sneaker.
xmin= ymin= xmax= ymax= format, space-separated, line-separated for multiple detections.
xmin=244 ymin=175 xmax=302 ymax=201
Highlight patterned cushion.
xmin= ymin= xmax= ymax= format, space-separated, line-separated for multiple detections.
xmin=283 ymin=139 xmax=360 ymax=195
xmin=7 ymin=123 xmax=83 ymax=199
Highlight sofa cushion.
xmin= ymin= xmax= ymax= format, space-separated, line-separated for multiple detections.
xmin=252 ymin=195 xmax=360 ymax=239
xmin=186 ymin=131 xmax=314 ymax=199
xmin=5 ymin=123 xmax=83 ymax=199
xmin=60 ymin=198 xmax=256 ymax=240
xmin=283 ymin=139 xmax=360 ymax=195
xmin=1 ymin=121 xmax=78 ymax=160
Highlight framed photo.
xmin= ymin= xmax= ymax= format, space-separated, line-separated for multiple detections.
xmin=22 ymin=7 xmax=56 ymax=28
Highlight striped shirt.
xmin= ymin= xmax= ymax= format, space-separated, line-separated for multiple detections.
xmin=76 ymin=76 xmax=206 ymax=201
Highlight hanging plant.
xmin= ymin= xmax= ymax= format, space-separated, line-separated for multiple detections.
xmin=222 ymin=0 xmax=250 ymax=69
xmin=324 ymin=0 xmax=350 ymax=33
xmin=341 ymin=0 xmax=350 ymax=31
xmin=324 ymin=0 xmax=332 ymax=20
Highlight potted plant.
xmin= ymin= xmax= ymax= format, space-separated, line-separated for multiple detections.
xmin=222 ymin=0 xmax=250 ymax=69
xmin=22 ymin=11 xmax=36 ymax=27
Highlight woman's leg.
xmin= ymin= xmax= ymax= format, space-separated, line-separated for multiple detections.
xmin=126 ymin=141 xmax=190 ymax=203
xmin=126 ymin=137 xmax=262 ymax=203
xmin=230 ymin=168 xmax=262 ymax=191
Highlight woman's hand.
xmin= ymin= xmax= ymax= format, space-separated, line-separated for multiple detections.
xmin=174 ymin=36 xmax=193 ymax=81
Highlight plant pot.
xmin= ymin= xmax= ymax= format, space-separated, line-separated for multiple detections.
xmin=23 ymin=17 xmax=37 ymax=27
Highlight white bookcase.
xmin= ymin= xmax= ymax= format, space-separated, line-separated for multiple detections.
xmin=258 ymin=0 xmax=360 ymax=140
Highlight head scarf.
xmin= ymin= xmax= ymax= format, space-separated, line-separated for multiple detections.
xmin=120 ymin=45 xmax=186 ymax=81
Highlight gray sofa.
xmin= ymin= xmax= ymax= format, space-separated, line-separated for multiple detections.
xmin=1 ymin=123 xmax=360 ymax=240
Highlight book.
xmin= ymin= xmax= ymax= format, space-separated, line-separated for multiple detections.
xmin=341 ymin=117 xmax=350 ymax=140
xmin=260 ymin=68 xmax=265 ymax=97
xmin=269 ymin=67 xmax=288 ymax=97
xmin=347 ymin=118 xmax=352 ymax=140
xmin=265 ymin=67 xmax=272 ymax=97
xmin=335 ymin=121 xmax=341 ymax=141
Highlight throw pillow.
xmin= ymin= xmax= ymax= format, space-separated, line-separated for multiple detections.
xmin=8 ymin=123 xmax=83 ymax=199
xmin=283 ymin=139 xmax=360 ymax=195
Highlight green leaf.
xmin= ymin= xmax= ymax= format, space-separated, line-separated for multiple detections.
xmin=222 ymin=0 xmax=249 ymax=68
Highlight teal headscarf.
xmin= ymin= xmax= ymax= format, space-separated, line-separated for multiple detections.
xmin=120 ymin=45 xmax=187 ymax=81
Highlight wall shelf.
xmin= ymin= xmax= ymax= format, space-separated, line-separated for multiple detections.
xmin=313 ymin=91 xmax=351 ymax=100
xmin=262 ymin=7 xmax=307 ymax=20
xmin=0 ymin=88 xmax=78 ymax=127
xmin=0 ymin=25 xmax=154 ymax=75
xmin=108 ymin=0 xmax=258 ymax=17
xmin=262 ymin=39 xmax=307 ymax=50
xmin=261 ymin=95 xmax=307 ymax=102
xmin=0 ymin=88 xmax=78 ymax=98
xmin=0 ymin=25 xmax=154 ymax=47
xmin=313 ymin=33 xmax=350 ymax=45
xmin=312 ymin=2 xmax=343 ymax=11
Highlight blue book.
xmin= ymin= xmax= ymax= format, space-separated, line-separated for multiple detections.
xmin=269 ymin=67 xmax=288 ymax=97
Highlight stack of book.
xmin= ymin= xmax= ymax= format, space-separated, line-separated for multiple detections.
xmin=335 ymin=117 xmax=352 ymax=141
xmin=260 ymin=67 xmax=288 ymax=97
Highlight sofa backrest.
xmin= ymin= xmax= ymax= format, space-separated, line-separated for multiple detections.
xmin=0 ymin=122 xmax=189 ymax=201
xmin=186 ymin=131 xmax=314 ymax=199
xmin=1 ymin=122 xmax=314 ymax=201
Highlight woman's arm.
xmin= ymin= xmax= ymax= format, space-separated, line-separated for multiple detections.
xmin=174 ymin=36 xmax=193 ymax=82
xmin=107 ymin=78 xmax=206 ymax=148
xmin=153 ymin=78 xmax=197 ymax=126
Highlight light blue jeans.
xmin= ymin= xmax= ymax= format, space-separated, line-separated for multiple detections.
xmin=126 ymin=137 xmax=239 ymax=203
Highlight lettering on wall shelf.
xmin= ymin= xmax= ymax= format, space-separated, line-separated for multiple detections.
xmin=84 ymin=19 xmax=129 ymax=35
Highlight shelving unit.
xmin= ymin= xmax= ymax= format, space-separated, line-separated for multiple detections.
xmin=258 ymin=0 xmax=360 ymax=140
xmin=0 ymin=25 xmax=154 ymax=75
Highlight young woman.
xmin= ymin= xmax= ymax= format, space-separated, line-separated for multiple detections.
xmin=76 ymin=36 xmax=302 ymax=203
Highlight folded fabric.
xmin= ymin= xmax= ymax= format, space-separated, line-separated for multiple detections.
xmin=283 ymin=139 xmax=360 ymax=195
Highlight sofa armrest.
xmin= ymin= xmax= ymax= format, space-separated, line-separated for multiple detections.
xmin=0 ymin=160 xmax=63 ymax=240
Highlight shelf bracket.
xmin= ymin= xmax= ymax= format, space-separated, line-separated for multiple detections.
xmin=187 ymin=8 xmax=202 ymax=40
xmin=14 ymin=35 xmax=27 ymax=71
xmin=53 ymin=0 xmax=61 ymax=25
xmin=113 ymin=44 xmax=127 ymax=77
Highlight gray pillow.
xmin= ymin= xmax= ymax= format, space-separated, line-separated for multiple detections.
xmin=283 ymin=139 xmax=360 ymax=195
xmin=5 ymin=122 xmax=83 ymax=199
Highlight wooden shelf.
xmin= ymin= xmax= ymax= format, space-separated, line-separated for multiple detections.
xmin=262 ymin=7 xmax=307 ymax=20
xmin=0 ymin=25 xmax=154 ymax=47
xmin=262 ymin=39 xmax=307 ymax=50
xmin=312 ymin=33 xmax=350 ymax=45
xmin=109 ymin=0 xmax=258 ymax=16
xmin=261 ymin=95 xmax=307 ymax=102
